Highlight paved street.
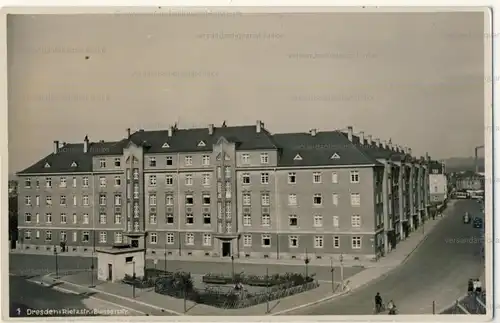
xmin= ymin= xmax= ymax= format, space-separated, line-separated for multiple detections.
xmin=9 ymin=275 xmax=132 ymax=317
xmin=9 ymin=253 xmax=363 ymax=282
xmin=287 ymin=200 xmax=485 ymax=315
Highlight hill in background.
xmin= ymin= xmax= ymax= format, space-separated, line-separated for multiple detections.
xmin=442 ymin=157 xmax=485 ymax=173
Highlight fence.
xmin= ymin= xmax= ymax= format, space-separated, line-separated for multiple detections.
xmin=440 ymin=292 xmax=487 ymax=314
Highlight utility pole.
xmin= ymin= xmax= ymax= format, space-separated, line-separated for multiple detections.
xmin=53 ymin=246 xmax=59 ymax=278
xmin=304 ymin=248 xmax=310 ymax=278
xmin=132 ymin=261 xmax=136 ymax=298
xmin=339 ymin=253 xmax=344 ymax=291
xmin=266 ymin=267 xmax=270 ymax=314
xmin=231 ymin=255 xmax=235 ymax=282
xmin=164 ymin=240 xmax=168 ymax=274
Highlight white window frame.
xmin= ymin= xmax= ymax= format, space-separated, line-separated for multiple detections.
xmin=241 ymin=153 xmax=250 ymax=164
xmin=313 ymin=172 xmax=322 ymax=184
xmin=114 ymin=176 xmax=121 ymax=187
xmin=261 ymin=192 xmax=270 ymax=206
xmin=289 ymin=235 xmax=299 ymax=248
xmin=350 ymin=193 xmax=361 ymax=206
xmin=333 ymin=236 xmax=340 ymax=248
xmin=260 ymin=153 xmax=269 ymax=164
xmin=166 ymin=233 xmax=175 ymax=244
xmin=203 ymin=233 xmax=212 ymax=246
xmin=261 ymin=234 xmax=271 ymax=248
xmin=150 ymin=233 xmax=158 ymax=244
xmin=242 ymin=193 xmax=251 ymax=206
xmin=352 ymin=236 xmax=362 ymax=249
xmin=260 ymin=172 xmax=269 ymax=184
xmin=350 ymin=170 xmax=360 ymax=183
xmin=202 ymin=155 xmax=210 ymax=166
xmin=99 ymin=213 xmax=107 ymax=224
xmin=332 ymin=193 xmax=339 ymax=206
xmin=83 ymin=195 xmax=89 ymax=206
xmin=115 ymin=232 xmax=123 ymax=243
xmin=82 ymin=176 xmax=89 ymax=188
xmin=99 ymin=176 xmax=106 ymax=188
xmin=243 ymin=234 xmax=252 ymax=247
xmin=149 ymin=157 xmax=157 ymax=167
xmin=242 ymin=173 xmax=251 ymax=185
xmin=313 ymin=193 xmax=323 ymax=206
xmin=313 ymin=214 xmax=323 ymax=227
xmin=202 ymin=173 xmax=211 ymax=186
xmin=243 ymin=214 xmax=252 ymax=226
xmin=114 ymin=214 xmax=122 ymax=224
xmin=45 ymin=230 xmax=52 ymax=241
xmin=184 ymin=156 xmax=193 ymax=166
xmin=261 ymin=214 xmax=271 ymax=226
xmin=289 ymin=214 xmax=298 ymax=227
xmin=332 ymin=172 xmax=339 ymax=184
xmin=165 ymin=174 xmax=174 ymax=186
xmin=60 ymin=177 xmax=67 ymax=188
xmin=99 ymin=231 xmax=107 ymax=243
xmin=45 ymin=177 xmax=52 ymax=188
xmin=60 ymin=213 xmax=67 ymax=224
xmin=333 ymin=215 xmax=340 ymax=228
xmin=46 ymin=213 xmax=52 ymax=223
xmin=185 ymin=174 xmax=193 ymax=186
xmin=149 ymin=193 xmax=157 ymax=206
xmin=288 ymin=194 xmax=297 ymax=206
xmin=185 ymin=233 xmax=195 ymax=245
xmin=314 ymin=235 xmax=324 ymax=248
xmin=99 ymin=158 xmax=106 ymax=168
xmin=83 ymin=213 xmax=89 ymax=224
xmin=149 ymin=175 xmax=157 ymax=187
xmin=288 ymin=172 xmax=296 ymax=184
xmin=351 ymin=214 xmax=361 ymax=227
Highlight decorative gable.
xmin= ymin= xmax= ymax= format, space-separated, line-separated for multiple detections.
xmin=216 ymin=152 xmax=230 ymax=161
xmin=162 ymin=142 xmax=170 ymax=148
xmin=293 ymin=154 xmax=303 ymax=161
xmin=331 ymin=153 xmax=340 ymax=159
xmin=198 ymin=140 xmax=206 ymax=147
xmin=70 ymin=161 xmax=78 ymax=167
xmin=44 ymin=162 xmax=51 ymax=168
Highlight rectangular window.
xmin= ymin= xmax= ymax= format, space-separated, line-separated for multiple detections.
xmin=99 ymin=231 xmax=107 ymax=243
xmin=203 ymin=233 xmax=212 ymax=246
xmin=352 ymin=236 xmax=362 ymax=249
xmin=242 ymin=173 xmax=251 ymax=184
xmin=114 ymin=157 xmax=121 ymax=167
xmin=149 ymin=175 xmax=157 ymax=187
xmin=185 ymin=156 xmax=193 ymax=166
xmin=165 ymin=194 xmax=174 ymax=206
xmin=260 ymin=172 xmax=269 ymax=184
xmin=224 ymin=166 xmax=231 ymax=179
xmin=313 ymin=193 xmax=322 ymax=206
xmin=114 ymin=194 xmax=122 ymax=206
xmin=25 ymin=213 xmax=32 ymax=223
xmin=350 ymin=171 xmax=360 ymax=183
xmin=46 ymin=177 xmax=52 ymax=188
xmin=60 ymin=195 xmax=66 ymax=206
xmin=150 ymin=233 xmax=158 ymax=244
xmin=288 ymin=194 xmax=297 ymax=206
xmin=289 ymin=214 xmax=298 ymax=227
xmin=288 ymin=172 xmax=296 ymax=184
xmin=83 ymin=195 xmax=89 ymax=206
xmin=99 ymin=194 xmax=107 ymax=206
xmin=313 ymin=172 xmax=322 ymax=184
xmin=333 ymin=236 xmax=340 ymax=248
xmin=25 ymin=196 xmax=31 ymax=206
xmin=203 ymin=213 xmax=211 ymax=225
xmin=114 ymin=176 xmax=121 ymax=187
xmin=99 ymin=159 xmax=106 ymax=168
xmin=202 ymin=155 xmax=210 ymax=166
xmin=166 ymin=233 xmax=175 ymax=244
xmin=149 ymin=194 xmax=157 ymax=206
xmin=60 ymin=177 xmax=67 ymax=188
xmin=45 ymin=213 xmax=52 ymax=223
xmin=99 ymin=176 xmax=106 ymax=188
xmin=241 ymin=153 xmax=250 ymax=164
xmin=243 ymin=214 xmax=252 ymax=226
xmin=115 ymin=232 xmax=123 ymax=243
xmin=243 ymin=193 xmax=251 ymax=206
xmin=114 ymin=214 xmax=122 ymax=224
xmin=289 ymin=235 xmax=299 ymax=248
xmin=313 ymin=215 xmax=323 ymax=227
xmin=83 ymin=214 xmax=89 ymax=224
xmin=72 ymin=231 xmax=77 ymax=242
xmin=332 ymin=193 xmax=339 ymax=206
xmin=45 ymin=231 xmax=52 ymax=241
xmin=72 ymin=213 xmax=77 ymax=224
xmin=149 ymin=157 xmax=156 ymax=167
xmin=83 ymin=232 xmax=90 ymax=242
xmin=333 ymin=215 xmax=339 ymax=228
xmin=149 ymin=213 xmax=157 ymax=224
xmin=185 ymin=194 xmax=194 ymax=205
xmin=202 ymin=194 xmax=211 ymax=205
xmin=261 ymin=192 xmax=270 ymax=206
xmin=25 ymin=230 xmax=31 ymax=240
xmin=166 ymin=213 xmax=174 ymax=224
xmin=185 ymin=233 xmax=194 ymax=245
xmin=36 ymin=196 xmax=40 ymax=206
xmin=165 ymin=174 xmax=174 ymax=186
xmin=186 ymin=213 xmax=194 ymax=225
xmin=99 ymin=213 xmax=107 ymax=224
xmin=202 ymin=173 xmax=211 ymax=186
xmin=351 ymin=215 xmax=361 ymax=227
xmin=314 ymin=235 xmax=324 ymax=248
xmin=25 ymin=178 xmax=31 ymax=188
xmin=351 ymin=193 xmax=361 ymax=206
xmin=185 ymin=174 xmax=193 ymax=186
xmin=243 ymin=234 xmax=252 ymax=247
xmin=82 ymin=176 xmax=89 ymax=188
xmin=46 ymin=196 xmax=52 ymax=206
xmin=166 ymin=156 xmax=173 ymax=166
xmin=260 ymin=153 xmax=269 ymax=164
xmin=60 ymin=213 xmax=67 ymax=224
xmin=261 ymin=234 xmax=271 ymax=247
xmin=72 ymin=177 xmax=77 ymax=188
xmin=332 ymin=172 xmax=338 ymax=184
xmin=261 ymin=214 xmax=271 ymax=226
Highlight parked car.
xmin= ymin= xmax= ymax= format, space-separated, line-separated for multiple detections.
xmin=473 ymin=217 xmax=483 ymax=229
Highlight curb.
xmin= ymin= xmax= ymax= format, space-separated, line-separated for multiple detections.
xmin=271 ymin=287 xmax=352 ymax=316
xmin=54 ymin=277 xmax=184 ymax=316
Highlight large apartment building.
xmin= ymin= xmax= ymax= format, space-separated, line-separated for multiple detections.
xmin=16 ymin=122 xmax=432 ymax=261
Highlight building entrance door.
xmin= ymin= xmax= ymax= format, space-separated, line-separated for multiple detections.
xmin=222 ymin=242 xmax=231 ymax=257
xmin=107 ymin=264 xmax=113 ymax=281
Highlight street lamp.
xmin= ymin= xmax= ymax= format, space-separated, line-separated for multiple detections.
xmin=132 ymin=261 xmax=136 ymax=299
xmin=53 ymin=246 xmax=59 ymax=278
xmin=339 ymin=253 xmax=344 ymax=291
xmin=164 ymin=241 xmax=168 ymax=274
xmin=304 ymin=248 xmax=310 ymax=278
xmin=231 ymin=255 xmax=235 ymax=281
xmin=330 ymin=258 xmax=335 ymax=293
xmin=265 ymin=267 xmax=270 ymax=314
xmin=89 ymin=263 xmax=95 ymax=288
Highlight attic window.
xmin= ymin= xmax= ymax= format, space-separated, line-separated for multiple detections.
xmin=331 ymin=153 xmax=341 ymax=159
xmin=44 ymin=162 xmax=51 ymax=168
xmin=293 ymin=154 xmax=303 ymax=161
xmin=198 ymin=141 xmax=206 ymax=147
xmin=70 ymin=161 xmax=77 ymax=167
xmin=162 ymin=143 xmax=170 ymax=148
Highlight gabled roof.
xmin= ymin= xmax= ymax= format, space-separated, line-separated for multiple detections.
xmin=272 ymin=131 xmax=381 ymax=167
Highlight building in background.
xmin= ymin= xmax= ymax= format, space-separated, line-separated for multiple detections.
xmin=429 ymin=161 xmax=448 ymax=203
xmin=16 ymin=121 xmax=432 ymax=262
xmin=455 ymin=171 xmax=485 ymax=191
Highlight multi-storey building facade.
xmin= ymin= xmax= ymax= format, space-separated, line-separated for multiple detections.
xmin=17 ymin=121 xmax=432 ymax=261
xmin=428 ymin=161 xmax=448 ymax=204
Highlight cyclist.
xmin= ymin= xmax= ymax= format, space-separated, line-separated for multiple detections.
xmin=387 ymin=300 xmax=396 ymax=315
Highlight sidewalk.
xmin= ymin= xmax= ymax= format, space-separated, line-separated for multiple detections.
xmin=46 ymin=202 xmax=453 ymax=316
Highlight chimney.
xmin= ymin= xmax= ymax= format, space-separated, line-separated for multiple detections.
xmin=168 ymin=126 xmax=173 ymax=137
xmin=374 ymin=138 xmax=380 ymax=147
xmin=83 ymin=135 xmax=89 ymax=153
xmin=309 ymin=129 xmax=317 ymax=136
xmin=387 ymin=141 xmax=393 ymax=151
xmin=53 ymin=140 xmax=59 ymax=154
xmin=367 ymin=135 xmax=372 ymax=145
xmin=126 ymin=128 xmax=131 ymax=138
xmin=256 ymin=120 xmax=262 ymax=133
xmin=408 ymin=148 xmax=412 ymax=156
xmin=347 ymin=126 xmax=353 ymax=142
xmin=358 ymin=131 xmax=365 ymax=145
xmin=382 ymin=140 xmax=387 ymax=149
xmin=208 ymin=124 xmax=214 ymax=135
xmin=426 ymin=152 xmax=430 ymax=162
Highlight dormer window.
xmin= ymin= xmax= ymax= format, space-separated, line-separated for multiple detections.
xmin=198 ymin=140 xmax=206 ymax=147
xmin=293 ymin=154 xmax=303 ymax=161
xmin=162 ymin=142 xmax=170 ymax=148
xmin=71 ymin=161 xmax=77 ymax=167
xmin=331 ymin=153 xmax=340 ymax=159
xmin=44 ymin=162 xmax=51 ymax=168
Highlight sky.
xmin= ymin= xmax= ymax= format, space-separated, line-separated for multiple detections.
xmin=7 ymin=10 xmax=488 ymax=173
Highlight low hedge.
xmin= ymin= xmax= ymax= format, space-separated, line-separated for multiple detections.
xmin=202 ymin=272 xmax=314 ymax=287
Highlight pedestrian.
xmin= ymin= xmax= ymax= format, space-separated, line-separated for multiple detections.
xmin=468 ymin=279 xmax=474 ymax=294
